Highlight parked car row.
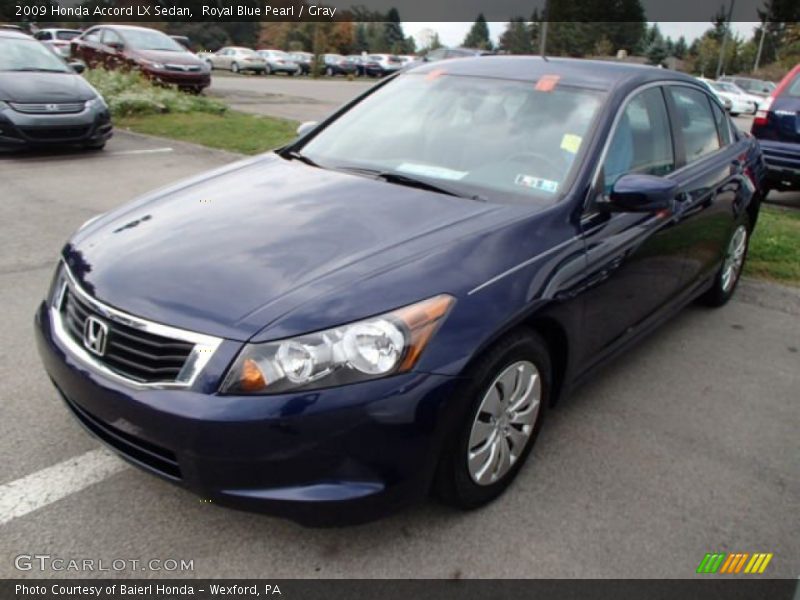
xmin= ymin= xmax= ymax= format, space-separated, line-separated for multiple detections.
xmin=697 ymin=77 xmax=763 ymax=116
xmin=197 ymin=47 xmax=418 ymax=77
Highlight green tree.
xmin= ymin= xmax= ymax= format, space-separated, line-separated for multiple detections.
xmin=646 ymin=38 xmax=669 ymax=66
xmin=463 ymin=13 xmax=493 ymax=50
xmin=383 ymin=8 xmax=405 ymax=53
xmin=673 ymin=36 xmax=688 ymax=59
xmin=353 ymin=23 xmax=369 ymax=53
xmin=499 ymin=18 xmax=533 ymax=54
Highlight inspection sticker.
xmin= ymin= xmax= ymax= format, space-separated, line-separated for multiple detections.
xmin=560 ymin=133 xmax=582 ymax=154
xmin=515 ymin=174 xmax=559 ymax=193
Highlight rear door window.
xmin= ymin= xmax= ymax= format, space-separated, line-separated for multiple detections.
xmin=668 ymin=87 xmax=721 ymax=163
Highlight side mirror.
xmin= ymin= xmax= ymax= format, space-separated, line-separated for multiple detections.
xmin=69 ymin=60 xmax=85 ymax=74
xmin=603 ymin=173 xmax=677 ymax=212
xmin=296 ymin=121 xmax=318 ymax=137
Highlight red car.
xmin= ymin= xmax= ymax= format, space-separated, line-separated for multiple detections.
xmin=71 ymin=25 xmax=210 ymax=93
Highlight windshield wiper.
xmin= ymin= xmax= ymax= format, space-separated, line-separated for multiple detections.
xmin=336 ymin=166 xmax=487 ymax=202
xmin=278 ymin=149 xmax=322 ymax=168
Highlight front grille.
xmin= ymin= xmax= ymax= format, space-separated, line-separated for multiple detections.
xmin=10 ymin=102 xmax=85 ymax=114
xmin=61 ymin=288 xmax=195 ymax=384
xmin=164 ymin=64 xmax=201 ymax=72
xmin=60 ymin=388 xmax=182 ymax=480
xmin=21 ymin=126 xmax=90 ymax=141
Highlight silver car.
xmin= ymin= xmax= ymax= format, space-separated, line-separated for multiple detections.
xmin=200 ymin=47 xmax=266 ymax=74
xmin=33 ymin=28 xmax=82 ymax=58
xmin=256 ymin=49 xmax=300 ymax=76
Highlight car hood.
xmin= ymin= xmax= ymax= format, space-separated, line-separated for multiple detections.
xmin=65 ymin=156 xmax=506 ymax=341
xmin=134 ymin=49 xmax=203 ymax=66
xmin=0 ymin=72 xmax=96 ymax=103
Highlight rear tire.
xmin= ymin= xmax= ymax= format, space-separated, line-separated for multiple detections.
xmin=231 ymin=62 xmax=239 ymax=74
xmin=700 ymin=214 xmax=751 ymax=307
xmin=325 ymin=66 xmax=334 ymax=76
xmin=434 ymin=329 xmax=551 ymax=509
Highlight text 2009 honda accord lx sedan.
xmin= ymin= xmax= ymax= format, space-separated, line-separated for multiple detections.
xmin=36 ymin=58 xmax=765 ymax=525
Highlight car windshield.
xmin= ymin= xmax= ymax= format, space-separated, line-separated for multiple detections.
xmin=0 ymin=38 xmax=70 ymax=72
xmin=121 ymin=29 xmax=184 ymax=52
xmin=299 ymin=73 xmax=604 ymax=203
xmin=56 ymin=31 xmax=81 ymax=41
xmin=712 ymin=82 xmax=738 ymax=93
xmin=237 ymin=48 xmax=258 ymax=56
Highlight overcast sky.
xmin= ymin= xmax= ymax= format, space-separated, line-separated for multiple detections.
xmin=407 ymin=21 xmax=761 ymax=49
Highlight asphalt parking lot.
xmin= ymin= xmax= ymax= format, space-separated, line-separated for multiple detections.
xmin=1 ymin=121 xmax=799 ymax=579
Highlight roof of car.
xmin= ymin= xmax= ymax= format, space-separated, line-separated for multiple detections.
xmin=0 ymin=29 xmax=33 ymax=40
xmin=409 ymin=56 xmax=698 ymax=91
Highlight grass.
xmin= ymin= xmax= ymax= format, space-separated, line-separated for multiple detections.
xmin=85 ymin=68 xmax=226 ymax=118
xmin=745 ymin=205 xmax=800 ymax=286
xmin=118 ymin=111 xmax=298 ymax=155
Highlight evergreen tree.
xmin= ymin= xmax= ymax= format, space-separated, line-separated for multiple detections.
xmin=499 ymin=18 xmax=534 ymax=55
xmin=353 ymin=23 xmax=369 ymax=53
xmin=463 ymin=13 xmax=493 ymax=50
xmin=755 ymin=0 xmax=800 ymax=64
xmin=674 ymin=36 xmax=688 ymax=59
xmin=383 ymin=8 xmax=405 ymax=53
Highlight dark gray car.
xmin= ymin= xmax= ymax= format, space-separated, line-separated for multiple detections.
xmin=0 ymin=30 xmax=112 ymax=151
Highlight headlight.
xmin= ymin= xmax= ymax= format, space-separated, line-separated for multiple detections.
xmin=85 ymin=96 xmax=107 ymax=111
xmin=221 ymin=294 xmax=454 ymax=394
xmin=138 ymin=59 xmax=165 ymax=70
xmin=48 ymin=263 xmax=67 ymax=309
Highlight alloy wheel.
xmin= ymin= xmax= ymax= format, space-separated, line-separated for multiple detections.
xmin=721 ymin=224 xmax=747 ymax=293
xmin=467 ymin=361 xmax=542 ymax=486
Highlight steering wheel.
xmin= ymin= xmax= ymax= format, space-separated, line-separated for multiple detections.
xmin=506 ymin=151 xmax=566 ymax=176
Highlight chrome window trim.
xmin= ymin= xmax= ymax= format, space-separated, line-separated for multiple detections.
xmin=50 ymin=260 xmax=223 ymax=390
xmin=583 ymin=79 xmax=731 ymax=215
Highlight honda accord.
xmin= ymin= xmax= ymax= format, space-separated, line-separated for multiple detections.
xmin=35 ymin=57 xmax=764 ymax=525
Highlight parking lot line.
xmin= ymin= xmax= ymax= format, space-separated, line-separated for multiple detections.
xmin=109 ymin=147 xmax=174 ymax=156
xmin=0 ymin=448 xmax=126 ymax=526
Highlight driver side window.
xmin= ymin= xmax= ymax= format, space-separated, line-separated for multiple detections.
xmin=602 ymin=87 xmax=675 ymax=194
xmin=101 ymin=29 xmax=123 ymax=48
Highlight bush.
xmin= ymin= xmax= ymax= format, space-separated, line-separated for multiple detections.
xmin=84 ymin=68 xmax=226 ymax=118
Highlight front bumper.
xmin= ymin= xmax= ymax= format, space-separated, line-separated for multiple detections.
xmin=35 ymin=302 xmax=459 ymax=525
xmin=145 ymin=68 xmax=211 ymax=89
xmin=0 ymin=103 xmax=112 ymax=149
xmin=758 ymin=139 xmax=800 ymax=191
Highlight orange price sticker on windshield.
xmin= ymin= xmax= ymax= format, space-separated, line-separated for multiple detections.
xmin=535 ymin=75 xmax=560 ymax=92
xmin=426 ymin=69 xmax=446 ymax=81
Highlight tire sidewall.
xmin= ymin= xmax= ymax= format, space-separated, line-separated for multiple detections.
xmin=439 ymin=330 xmax=551 ymax=509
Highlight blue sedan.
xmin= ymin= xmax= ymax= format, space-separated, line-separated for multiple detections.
xmin=35 ymin=57 xmax=765 ymax=525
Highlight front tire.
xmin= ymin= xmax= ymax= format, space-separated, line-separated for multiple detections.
xmin=325 ymin=66 xmax=334 ymax=76
xmin=701 ymin=215 xmax=751 ymax=307
xmin=230 ymin=62 xmax=239 ymax=74
xmin=434 ymin=330 xmax=551 ymax=509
